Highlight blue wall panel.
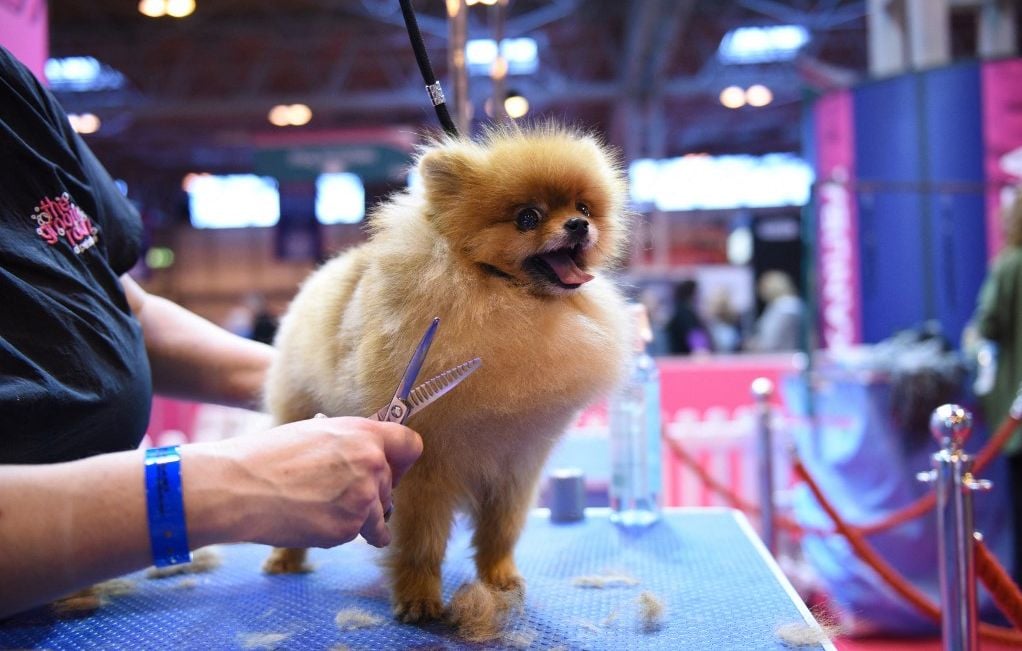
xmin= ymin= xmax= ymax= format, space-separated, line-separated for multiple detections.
xmin=920 ymin=63 xmax=987 ymax=343
xmin=852 ymin=64 xmax=987 ymax=345
xmin=854 ymin=75 xmax=927 ymax=343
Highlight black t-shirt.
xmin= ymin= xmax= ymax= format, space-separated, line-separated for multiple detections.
xmin=0 ymin=46 xmax=152 ymax=464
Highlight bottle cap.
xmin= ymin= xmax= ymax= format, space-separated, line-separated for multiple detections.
xmin=549 ymin=468 xmax=586 ymax=523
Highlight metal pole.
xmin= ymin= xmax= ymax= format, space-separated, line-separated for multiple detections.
xmin=446 ymin=0 xmax=470 ymax=135
xmin=921 ymin=404 xmax=991 ymax=651
xmin=488 ymin=0 xmax=508 ymax=122
xmin=751 ymin=377 xmax=776 ymax=555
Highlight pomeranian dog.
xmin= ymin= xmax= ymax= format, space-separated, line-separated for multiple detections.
xmin=261 ymin=122 xmax=633 ymax=623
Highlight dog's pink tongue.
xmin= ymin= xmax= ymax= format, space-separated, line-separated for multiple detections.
xmin=541 ymin=251 xmax=594 ymax=285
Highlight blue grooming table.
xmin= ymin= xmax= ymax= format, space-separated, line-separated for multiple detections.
xmin=0 ymin=508 xmax=834 ymax=650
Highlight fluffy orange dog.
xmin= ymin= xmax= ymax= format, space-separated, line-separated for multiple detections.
xmin=262 ymin=123 xmax=633 ymax=622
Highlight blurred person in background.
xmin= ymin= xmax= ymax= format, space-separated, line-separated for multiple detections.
xmin=0 ymin=45 xmax=422 ymax=618
xmin=747 ymin=270 xmax=804 ymax=353
xmin=705 ymin=286 xmax=742 ymax=353
xmin=638 ymin=286 xmax=671 ymax=356
xmin=666 ymin=278 xmax=711 ymax=355
xmin=969 ymin=188 xmax=1022 ymax=583
xmin=251 ymin=298 xmax=280 ymax=345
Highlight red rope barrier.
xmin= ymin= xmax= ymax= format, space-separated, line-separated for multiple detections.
xmin=663 ymin=410 xmax=1022 ymax=642
xmin=663 ymin=411 xmax=1022 ymax=538
xmin=662 ymin=434 xmax=824 ymax=536
xmin=973 ymin=413 xmax=1022 ymax=475
xmin=792 ymin=457 xmax=1022 ymax=645
xmin=975 ymin=539 xmax=1022 ymax=631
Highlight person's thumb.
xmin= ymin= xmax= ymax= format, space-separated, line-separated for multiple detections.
xmin=377 ymin=423 xmax=423 ymax=484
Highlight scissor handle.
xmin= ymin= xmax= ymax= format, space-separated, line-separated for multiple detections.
xmin=371 ymin=397 xmax=411 ymax=424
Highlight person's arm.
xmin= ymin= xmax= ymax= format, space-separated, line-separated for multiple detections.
xmin=121 ymin=274 xmax=274 ymax=409
xmin=974 ymin=261 xmax=1008 ymax=344
xmin=0 ymin=416 xmax=423 ymax=618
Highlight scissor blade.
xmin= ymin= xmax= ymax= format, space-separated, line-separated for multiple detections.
xmin=406 ymin=357 xmax=481 ymax=418
xmin=396 ymin=317 xmax=440 ymax=400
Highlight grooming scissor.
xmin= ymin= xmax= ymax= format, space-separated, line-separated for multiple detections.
xmin=370 ymin=316 xmax=481 ymax=425
xmin=314 ymin=317 xmax=480 ymax=424
xmin=316 ymin=317 xmax=480 ymax=521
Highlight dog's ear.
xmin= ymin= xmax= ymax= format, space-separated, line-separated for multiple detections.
xmin=419 ymin=147 xmax=474 ymax=198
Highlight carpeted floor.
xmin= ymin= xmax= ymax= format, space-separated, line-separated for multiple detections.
xmin=834 ymin=635 xmax=1019 ymax=650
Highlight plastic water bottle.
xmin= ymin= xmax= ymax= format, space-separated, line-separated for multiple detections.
xmin=608 ymin=303 xmax=662 ymax=527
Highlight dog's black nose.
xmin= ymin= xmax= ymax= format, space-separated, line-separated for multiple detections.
xmin=564 ymin=218 xmax=589 ymax=236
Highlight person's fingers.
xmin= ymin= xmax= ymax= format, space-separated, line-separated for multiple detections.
xmin=359 ymin=497 xmax=391 ymax=548
xmin=377 ymin=465 xmax=393 ymax=521
xmin=376 ymin=423 xmax=423 ymax=483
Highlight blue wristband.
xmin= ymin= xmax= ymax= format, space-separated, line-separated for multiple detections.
xmin=144 ymin=445 xmax=192 ymax=567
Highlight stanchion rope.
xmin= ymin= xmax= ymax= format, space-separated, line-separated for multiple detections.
xmin=662 ymin=409 xmax=1022 ymax=642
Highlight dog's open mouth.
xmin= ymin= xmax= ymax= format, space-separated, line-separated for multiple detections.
xmin=524 ymin=244 xmax=594 ymax=289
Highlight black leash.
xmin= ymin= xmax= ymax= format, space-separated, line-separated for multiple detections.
xmin=398 ymin=0 xmax=459 ymax=136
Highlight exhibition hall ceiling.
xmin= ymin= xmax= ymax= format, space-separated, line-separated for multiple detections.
xmin=47 ymin=0 xmax=876 ymax=186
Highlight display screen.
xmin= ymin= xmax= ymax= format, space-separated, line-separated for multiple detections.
xmin=186 ymin=174 xmax=281 ymax=229
xmin=315 ymin=172 xmax=365 ymax=224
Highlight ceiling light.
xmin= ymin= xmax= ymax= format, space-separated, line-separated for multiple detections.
xmin=139 ymin=0 xmax=195 ymax=18
xmin=68 ymin=113 xmax=101 ymax=134
xmin=719 ymin=86 xmax=745 ymax=109
xmin=745 ymin=84 xmax=773 ymax=107
xmin=268 ymin=105 xmax=291 ymax=127
xmin=504 ymin=93 xmax=529 ymax=119
xmin=268 ymin=103 xmax=312 ymax=127
xmin=287 ymin=103 xmax=312 ymax=126
xmin=138 ymin=0 xmax=165 ymax=17
xmin=718 ymin=25 xmax=810 ymax=64
xmin=165 ymin=0 xmax=195 ymax=18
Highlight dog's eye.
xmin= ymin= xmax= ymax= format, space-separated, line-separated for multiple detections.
xmin=515 ymin=207 xmax=541 ymax=231
xmin=576 ymin=202 xmax=591 ymax=217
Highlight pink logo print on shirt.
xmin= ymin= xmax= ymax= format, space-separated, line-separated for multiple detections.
xmin=30 ymin=192 xmax=100 ymax=254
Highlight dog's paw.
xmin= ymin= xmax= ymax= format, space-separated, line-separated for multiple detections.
xmin=261 ymin=548 xmax=312 ymax=575
xmin=486 ymin=572 xmax=524 ymax=593
xmin=480 ymin=559 xmax=525 ymax=593
xmin=393 ymin=595 xmax=444 ymax=623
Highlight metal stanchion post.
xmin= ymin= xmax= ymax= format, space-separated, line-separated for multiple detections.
xmin=751 ymin=377 xmax=776 ymax=555
xmin=918 ymin=404 xmax=992 ymax=651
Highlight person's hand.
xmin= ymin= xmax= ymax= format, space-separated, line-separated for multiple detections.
xmin=183 ymin=416 xmax=422 ymax=549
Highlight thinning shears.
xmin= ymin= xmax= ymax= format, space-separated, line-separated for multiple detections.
xmin=370 ymin=316 xmax=481 ymax=425
xmin=370 ymin=317 xmax=480 ymax=522
xmin=315 ymin=317 xmax=480 ymax=523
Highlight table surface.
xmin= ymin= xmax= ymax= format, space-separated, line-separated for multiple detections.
xmin=0 ymin=507 xmax=834 ymax=651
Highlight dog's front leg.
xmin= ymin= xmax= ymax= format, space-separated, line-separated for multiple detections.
xmin=385 ymin=473 xmax=456 ymax=623
xmin=471 ymin=478 xmax=533 ymax=593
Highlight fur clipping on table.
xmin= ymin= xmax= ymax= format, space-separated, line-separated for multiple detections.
xmin=236 ymin=632 xmax=291 ymax=650
xmin=637 ymin=591 xmax=664 ymax=632
xmin=447 ymin=581 xmax=525 ymax=642
xmin=500 ymin=628 xmax=538 ymax=648
xmin=49 ymin=578 xmax=137 ymax=618
xmin=774 ymin=608 xmax=844 ymax=647
xmin=570 ymin=572 xmax=640 ymax=589
xmin=334 ymin=607 xmax=384 ymax=631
